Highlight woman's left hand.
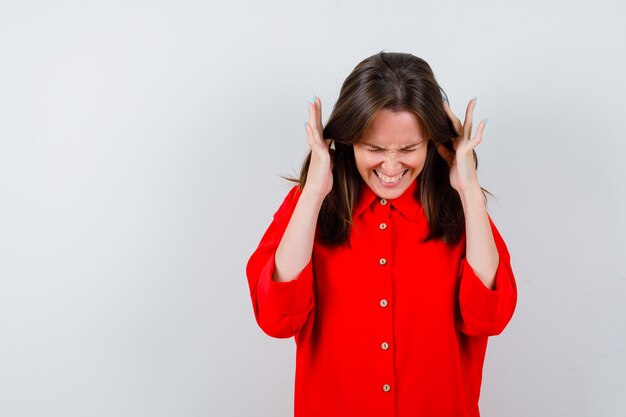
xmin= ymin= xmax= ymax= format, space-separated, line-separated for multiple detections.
xmin=437 ymin=97 xmax=487 ymax=195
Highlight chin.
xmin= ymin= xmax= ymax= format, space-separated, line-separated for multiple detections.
xmin=371 ymin=185 xmax=408 ymax=200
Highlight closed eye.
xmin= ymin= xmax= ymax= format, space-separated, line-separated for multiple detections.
xmin=365 ymin=143 xmax=422 ymax=153
xmin=402 ymin=141 xmax=426 ymax=152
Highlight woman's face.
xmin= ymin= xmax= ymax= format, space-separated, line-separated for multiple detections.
xmin=353 ymin=109 xmax=429 ymax=200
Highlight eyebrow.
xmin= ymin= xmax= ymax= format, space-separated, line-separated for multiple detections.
xmin=360 ymin=141 xmax=424 ymax=148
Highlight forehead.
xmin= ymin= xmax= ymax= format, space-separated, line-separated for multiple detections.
xmin=358 ymin=109 xmax=426 ymax=146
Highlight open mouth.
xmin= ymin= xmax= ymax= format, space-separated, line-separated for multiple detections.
xmin=374 ymin=169 xmax=407 ymax=184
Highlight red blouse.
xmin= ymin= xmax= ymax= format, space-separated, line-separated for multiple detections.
xmin=246 ymin=178 xmax=517 ymax=417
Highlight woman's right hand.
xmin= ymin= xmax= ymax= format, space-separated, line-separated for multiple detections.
xmin=304 ymin=96 xmax=333 ymax=199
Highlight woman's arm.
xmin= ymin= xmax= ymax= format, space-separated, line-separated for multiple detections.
xmin=455 ymin=213 xmax=517 ymax=336
xmin=245 ymin=97 xmax=331 ymax=338
xmin=459 ymin=187 xmax=499 ymax=290
xmin=437 ymin=98 xmax=499 ymax=289
xmin=245 ymin=185 xmax=317 ymax=338
xmin=274 ymin=96 xmax=334 ymax=282
xmin=273 ymin=189 xmax=325 ymax=282
xmin=438 ymin=98 xmax=517 ymax=336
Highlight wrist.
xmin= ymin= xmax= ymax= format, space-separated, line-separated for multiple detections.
xmin=458 ymin=186 xmax=484 ymax=205
xmin=300 ymin=186 xmax=328 ymax=206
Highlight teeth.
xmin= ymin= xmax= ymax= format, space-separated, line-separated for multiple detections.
xmin=376 ymin=170 xmax=404 ymax=183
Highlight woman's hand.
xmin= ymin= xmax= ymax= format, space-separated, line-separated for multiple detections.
xmin=304 ymin=96 xmax=334 ymax=199
xmin=437 ymin=98 xmax=487 ymax=195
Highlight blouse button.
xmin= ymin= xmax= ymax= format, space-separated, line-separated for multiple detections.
xmin=380 ymin=198 xmax=387 ymax=206
xmin=379 ymin=222 xmax=387 ymax=230
xmin=378 ymin=258 xmax=387 ymax=266
xmin=382 ymin=383 xmax=391 ymax=392
xmin=381 ymin=342 xmax=389 ymax=350
xmin=379 ymin=299 xmax=388 ymax=308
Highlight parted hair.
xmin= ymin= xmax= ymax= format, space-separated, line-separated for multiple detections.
xmin=289 ymin=51 xmax=487 ymax=246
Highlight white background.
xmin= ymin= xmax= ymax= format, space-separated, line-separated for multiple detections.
xmin=1 ymin=1 xmax=625 ymax=416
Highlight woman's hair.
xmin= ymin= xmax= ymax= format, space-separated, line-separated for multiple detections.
xmin=288 ymin=51 xmax=489 ymax=246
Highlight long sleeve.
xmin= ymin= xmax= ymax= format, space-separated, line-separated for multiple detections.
xmin=455 ymin=215 xmax=518 ymax=337
xmin=245 ymin=185 xmax=316 ymax=339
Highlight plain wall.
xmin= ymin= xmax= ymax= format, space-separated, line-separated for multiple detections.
xmin=1 ymin=0 xmax=624 ymax=416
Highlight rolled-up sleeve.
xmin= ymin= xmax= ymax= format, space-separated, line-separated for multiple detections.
xmin=456 ymin=216 xmax=518 ymax=337
xmin=245 ymin=185 xmax=316 ymax=339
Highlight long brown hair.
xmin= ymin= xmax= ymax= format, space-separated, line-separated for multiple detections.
xmin=289 ymin=51 xmax=488 ymax=246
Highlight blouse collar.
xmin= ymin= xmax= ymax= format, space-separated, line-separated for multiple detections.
xmin=354 ymin=176 xmax=421 ymax=222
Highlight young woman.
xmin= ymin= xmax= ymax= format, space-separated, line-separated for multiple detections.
xmin=246 ymin=51 xmax=517 ymax=417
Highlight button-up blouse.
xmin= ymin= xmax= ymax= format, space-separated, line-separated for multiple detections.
xmin=246 ymin=178 xmax=517 ymax=417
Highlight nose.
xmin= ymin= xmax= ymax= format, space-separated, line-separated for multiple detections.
xmin=380 ymin=150 xmax=402 ymax=173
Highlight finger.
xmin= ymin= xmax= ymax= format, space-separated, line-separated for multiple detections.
xmin=310 ymin=98 xmax=323 ymax=135
xmin=470 ymin=118 xmax=487 ymax=147
xmin=326 ymin=139 xmax=335 ymax=160
xmin=307 ymin=101 xmax=324 ymax=147
xmin=314 ymin=97 xmax=324 ymax=135
xmin=324 ymin=138 xmax=333 ymax=153
xmin=436 ymin=143 xmax=454 ymax=166
xmin=305 ymin=122 xmax=315 ymax=148
xmin=324 ymin=139 xmax=335 ymax=171
xmin=463 ymin=97 xmax=476 ymax=140
xmin=443 ymin=101 xmax=463 ymax=136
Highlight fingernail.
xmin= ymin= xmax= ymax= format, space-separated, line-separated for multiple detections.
xmin=312 ymin=94 xmax=317 ymax=103
xmin=473 ymin=96 xmax=478 ymax=106
xmin=304 ymin=121 xmax=308 ymax=129
xmin=484 ymin=117 xmax=488 ymax=127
